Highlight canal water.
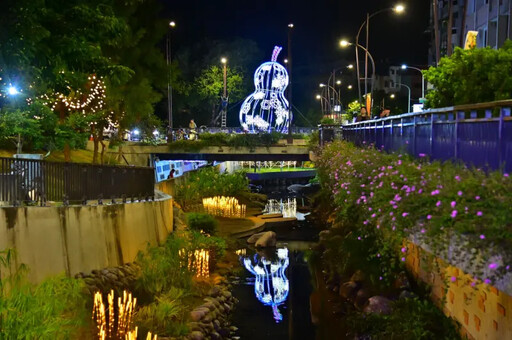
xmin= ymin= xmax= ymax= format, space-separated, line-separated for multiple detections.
xmin=230 ymin=181 xmax=324 ymax=340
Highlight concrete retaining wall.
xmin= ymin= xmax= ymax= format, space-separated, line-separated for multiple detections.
xmin=0 ymin=196 xmax=173 ymax=284
xmin=405 ymin=242 xmax=512 ymax=340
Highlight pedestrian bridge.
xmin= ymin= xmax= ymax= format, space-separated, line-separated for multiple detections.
xmin=105 ymin=141 xmax=312 ymax=166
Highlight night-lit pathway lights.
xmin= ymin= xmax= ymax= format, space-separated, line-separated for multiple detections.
xmin=179 ymin=248 xmax=210 ymax=278
xmin=203 ymin=196 xmax=246 ymax=218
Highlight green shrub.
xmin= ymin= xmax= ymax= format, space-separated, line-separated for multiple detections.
xmin=346 ymin=298 xmax=459 ymax=340
xmin=0 ymin=249 xmax=88 ymax=339
xmin=187 ymin=212 xmax=218 ymax=235
xmin=136 ymin=235 xmax=192 ymax=296
xmin=175 ymin=167 xmax=249 ymax=209
xmin=134 ymin=287 xmax=189 ymax=337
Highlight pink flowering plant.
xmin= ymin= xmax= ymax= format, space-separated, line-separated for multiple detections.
xmin=317 ymin=141 xmax=512 ymax=285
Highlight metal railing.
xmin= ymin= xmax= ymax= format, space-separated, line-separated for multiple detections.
xmin=168 ymin=126 xmax=316 ymax=141
xmin=340 ymin=100 xmax=512 ymax=172
xmin=0 ymin=157 xmax=155 ymax=206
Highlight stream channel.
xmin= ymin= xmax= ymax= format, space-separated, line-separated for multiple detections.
xmin=229 ymin=183 xmax=341 ymax=340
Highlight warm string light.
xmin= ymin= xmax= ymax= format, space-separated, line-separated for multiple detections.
xmin=92 ymin=290 xmax=154 ymax=340
xmin=179 ymin=248 xmax=210 ymax=278
xmin=202 ymin=196 xmax=246 ymax=218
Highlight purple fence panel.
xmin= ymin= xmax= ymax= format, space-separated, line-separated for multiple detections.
xmin=340 ymin=101 xmax=512 ymax=173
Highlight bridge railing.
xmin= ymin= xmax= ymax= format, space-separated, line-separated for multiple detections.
xmin=169 ymin=126 xmax=316 ymax=140
xmin=339 ymin=100 xmax=512 ymax=172
xmin=0 ymin=157 xmax=155 ymax=206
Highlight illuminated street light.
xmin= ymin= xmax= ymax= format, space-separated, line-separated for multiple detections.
xmin=284 ymin=58 xmax=288 ymax=64
xmin=390 ymin=94 xmax=396 ymax=99
xmin=315 ymin=94 xmax=321 ymax=100
xmin=8 ymin=86 xmax=18 ymax=95
xmin=400 ymin=64 xmax=425 ymax=101
xmin=336 ymin=80 xmax=342 ymax=85
xmin=319 ymin=83 xmax=326 ymax=88
xmin=288 ymin=23 xmax=294 ymax=28
xmin=394 ymin=4 xmax=405 ymax=13
xmin=340 ymin=40 xmax=350 ymax=48
xmin=169 ymin=21 xmax=176 ymax=27
xmin=348 ymin=85 xmax=353 ymax=90
xmin=347 ymin=64 xmax=354 ymax=69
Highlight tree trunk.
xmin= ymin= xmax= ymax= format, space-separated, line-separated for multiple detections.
xmin=92 ymin=137 xmax=99 ymax=164
xmin=64 ymin=144 xmax=71 ymax=162
xmin=460 ymin=0 xmax=469 ymax=47
xmin=100 ymin=138 xmax=106 ymax=165
xmin=447 ymin=0 xmax=454 ymax=56
xmin=433 ymin=0 xmax=441 ymax=64
xmin=16 ymin=133 xmax=22 ymax=154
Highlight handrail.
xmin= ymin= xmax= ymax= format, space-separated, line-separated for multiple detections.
xmin=343 ymin=100 xmax=512 ymax=127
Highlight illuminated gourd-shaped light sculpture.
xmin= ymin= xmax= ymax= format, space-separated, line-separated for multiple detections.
xmin=241 ymin=248 xmax=290 ymax=322
xmin=239 ymin=46 xmax=291 ymax=133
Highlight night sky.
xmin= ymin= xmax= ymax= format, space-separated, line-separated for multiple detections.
xmin=160 ymin=0 xmax=431 ymax=120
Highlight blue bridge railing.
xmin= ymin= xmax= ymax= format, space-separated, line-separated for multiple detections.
xmin=340 ymin=100 xmax=512 ymax=172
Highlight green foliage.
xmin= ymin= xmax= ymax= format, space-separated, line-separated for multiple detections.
xmin=0 ymin=249 xmax=88 ymax=339
xmin=189 ymin=231 xmax=227 ymax=259
xmin=320 ymin=117 xmax=335 ymax=125
xmin=168 ymin=132 xmax=286 ymax=152
xmin=346 ymin=100 xmax=362 ymax=121
xmin=346 ymin=298 xmax=459 ymax=339
xmin=175 ymin=167 xmax=249 ymax=209
xmin=187 ymin=213 xmax=219 ymax=235
xmin=134 ymin=287 xmax=189 ymax=337
xmin=424 ymin=41 xmax=512 ymax=108
xmin=317 ymin=141 xmax=512 ymax=284
xmin=136 ymin=235 xmax=192 ymax=296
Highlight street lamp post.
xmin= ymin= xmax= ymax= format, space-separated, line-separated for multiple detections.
xmin=166 ymin=20 xmax=176 ymax=142
xmin=340 ymin=40 xmax=376 ymax=109
xmin=287 ymin=23 xmax=294 ymax=140
xmin=401 ymin=64 xmax=425 ymax=101
xmin=354 ymin=4 xmax=405 ymax=103
xmin=220 ymin=57 xmax=228 ymax=128
xmin=315 ymin=94 xmax=328 ymax=115
xmin=400 ymin=83 xmax=411 ymax=113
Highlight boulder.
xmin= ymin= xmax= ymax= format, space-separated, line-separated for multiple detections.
xmin=354 ymin=288 xmax=371 ymax=311
xmin=399 ymin=290 xmax=417 ymax=300
xmin=393 ymin=271 xmax=411 ymax=290
xmin=339 ymin=281 xmax=359 ymax=301
xmin=363 ymin=296 xmax=393 ymax=315
xmin=247 ymin=232 xmax=267 ymax=244
xmin=255 ymin=231 xmax=277 ymax=248
xmin=189 ymin=331 xmax=204 ymax=340
xmin=350 ymin=270 xmax=366 ymax=283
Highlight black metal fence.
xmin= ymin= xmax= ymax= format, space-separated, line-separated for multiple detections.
xmin=0 ymin=157 xmax=155 ymax=206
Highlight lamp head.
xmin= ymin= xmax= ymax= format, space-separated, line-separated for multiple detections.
xmin=394 ymin=4 xmax=405 ymax=13
xmin=288 ymin=23 xmax=294 ymax=28
xmin=319 ymin=83 xmax=326 ymax=88
xmin=169 ymin=21 xmax=176 ymax=27
xmin=401 ymin=64 xmax=407 ymax=70
xmin=347 ymin=85 xmax=353 ymax=90
xmin=339 ymin=40 xmax=350 ymax=48
xmin=390 ymin=94 xmax=396 ymax=99
xmin=347 ymin=64 xmax=354 ymax=69
xmin=221 ymin=57 xmax=227 ymax=64
xmin=284 ymin=58 xmax=288 ymax=64
xmin=315 ymin=94 xmax=321 ymax=100
xmin=7 ymin=86 xmax=18 ymax=95
xmin=336 ymin=80 xmax=341 ymax=85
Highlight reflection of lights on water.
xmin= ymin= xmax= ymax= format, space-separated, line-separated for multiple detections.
xmin=203 ymin=196 xmax=246 ymax=218
xmin=235 ymin=249 xmax=247 ymax=256
xmin=264 ymin=198 xmax=297 ymax=218
xmin=179 ymin=249 xmax=210 ymax=278
xmin=240 ymin=248 xmax=289 ymax=323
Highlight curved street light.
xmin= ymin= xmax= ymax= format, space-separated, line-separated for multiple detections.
xmin=354 ymin=4 xmax=405 ymax=103
xmin=340 ymin=40 xmax=376 ymax=106
xmin=401 ymin=64 xmax=425 ymax=101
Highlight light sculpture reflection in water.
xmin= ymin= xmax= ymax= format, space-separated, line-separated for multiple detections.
xmin=241 ymin=248 xmax=290 ymax=322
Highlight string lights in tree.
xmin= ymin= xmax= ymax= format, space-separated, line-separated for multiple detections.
xmin=239 ymin=46 xmax=292 ymax=133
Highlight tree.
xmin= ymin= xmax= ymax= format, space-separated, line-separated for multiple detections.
xmin=195 ymin=66 xmax=244 ymax=125
xmin=424 ymin=42 xmax=512 ymax=108
xmin=346 ymin=100 xmax=362 ymax=121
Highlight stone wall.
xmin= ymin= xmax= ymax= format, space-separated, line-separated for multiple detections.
xmin=0 ymin=195 xmax=173 ymax=284
xmin=405 ymin=242 xmax=512 ymax=340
